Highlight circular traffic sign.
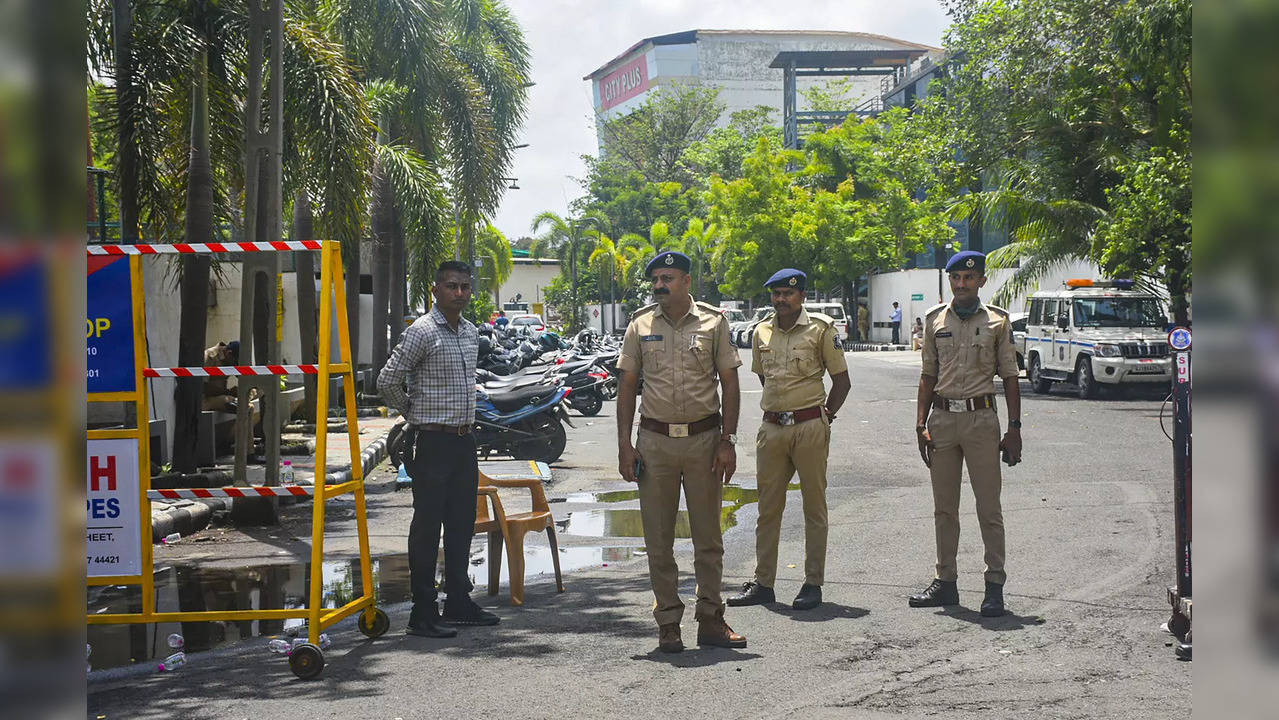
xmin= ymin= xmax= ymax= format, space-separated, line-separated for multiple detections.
xmin=1168 ymin=326 xmax=1192 ymax=351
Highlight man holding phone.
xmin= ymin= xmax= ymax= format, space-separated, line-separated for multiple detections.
xmin=911 ymin=251 xmax=1022 ymax=617
xmin=616 ymin=251 xmax=745 ymax=654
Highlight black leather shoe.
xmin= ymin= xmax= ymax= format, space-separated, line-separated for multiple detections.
xmin=726 ymin=581 xmax=775 ymax=607
xmin=792 ymin=583 xmax=822 ymax=610
xmin=980 ymin=581 xmax=1006 ymax=617
xmin=406 ymin=618 xmax=458 ymax=638
xmin=442 ymin=601 xmax=500 ymax=626
xmin=908 ymin=579 xmax=959 ymax=607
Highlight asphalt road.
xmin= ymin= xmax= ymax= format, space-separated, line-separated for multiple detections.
xmin=88 ymin=349 xmax=1191 ymax=719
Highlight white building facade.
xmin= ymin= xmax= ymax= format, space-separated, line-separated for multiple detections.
xmin=584 ymin=29 xmax=937 ymax=148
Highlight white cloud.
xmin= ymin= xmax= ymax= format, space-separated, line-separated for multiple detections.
xmin=493 ymin=0 xmax=949 ymax=242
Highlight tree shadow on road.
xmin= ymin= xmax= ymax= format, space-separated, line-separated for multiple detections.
xmin=933 ymin=605 xmax=1046 ymax=631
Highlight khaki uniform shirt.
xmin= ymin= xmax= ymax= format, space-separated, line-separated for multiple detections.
xmin=752 ymin=310 xmax=848 ymax=412
xmin=618 ymin=300 xmax=741 ymax=422
xmin=920 ymin=301 xmax=1018 ymax=399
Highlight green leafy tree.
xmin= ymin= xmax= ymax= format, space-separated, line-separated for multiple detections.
xmin=595 ymin=83 xmax=725 ymax=185
xmin=935 ymin=0 xmax=1191 ymax=319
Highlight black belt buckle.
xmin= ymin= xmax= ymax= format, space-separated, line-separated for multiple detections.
xmin=778 ymin=411 xmax=796 ymax=426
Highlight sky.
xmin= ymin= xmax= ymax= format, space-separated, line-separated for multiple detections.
xmin=492 ymin=0 xmax=951 ymax=244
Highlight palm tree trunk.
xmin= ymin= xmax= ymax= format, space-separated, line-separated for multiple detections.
xmin=112 ymin=0 xmax=139 ymax=243
xmin=370 ymin=122 xmax=393 ymax=380
xmin=344 ymin=243 xmax=361 ymax=397
xmin=389 ymin=205 xmax=406 ymax=349
xmin=172 ymin=50 xmax=213 ymax=474
xmin=293 ymin=191 xmax=318 ymax=423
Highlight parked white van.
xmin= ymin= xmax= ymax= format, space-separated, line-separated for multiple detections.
xmin=1023 ymin=279 xmax=1171 ymax=398
xmin=803 ymin=302 xmax=851 ymax=348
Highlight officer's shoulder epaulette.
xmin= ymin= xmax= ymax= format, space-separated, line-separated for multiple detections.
xmin=807 ymin=312 xmax=835 ymax=328
xmin=985 ymin=304 xmax=1010 ymax=319
xmin=630 ymin=303 xmax=657 ymax=321
xmin=925 ymin=303 xmax=948 ymax=319
xmin=751 ymin=310 xmax=774 ymax=326
xmin=696 ymin=301 xmax=721 ymax=313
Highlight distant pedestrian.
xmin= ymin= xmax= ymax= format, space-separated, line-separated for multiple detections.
xmin=911 ymin=317 xmax=924 ymax=350
xmin=379 ymin=260 xmax=499 ymax=639
xmin=857 ymin=302 xmax=869 ymax=342
xmin=495 ymin=310 xmax=509 ymax=329
xmin=616 ymin=250 xmax=747 ymax=654
xmin=728 ymin=268 xmax=850 ymax=612
xmin=911 ymin=250 xmax=1021 ymax=617
xmin=890 ymin=302 xmax=903 ymax=345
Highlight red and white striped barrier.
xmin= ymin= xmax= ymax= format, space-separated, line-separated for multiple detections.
xmin=87 ymin=240 xmax=323 ymax=255
xmin=149 ymin=486 xmax=318 ymax=500
xmin=144 ymin=364 xmax=320 ymax=378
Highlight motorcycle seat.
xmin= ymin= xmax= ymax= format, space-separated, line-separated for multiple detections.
xmin=487 ymin=384 xmax=556 ymax=412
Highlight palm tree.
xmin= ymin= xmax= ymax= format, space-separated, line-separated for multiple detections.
xmin=948 ymin=170 xmax=1107 ymax=307
xmin=678 ymin=218 xmax=718 ymax=300
xmin=323 ymin=0 xmax=530 ymax=357
xmin=587 ymin=232 xmax=637 ymax=331
xmin=88 ymin=0 xmax=375 ymax=472
xmin=530 ymin=210 xmax=607 ymax=331
xmin=475 ymin=223 xmax=514 ymax=305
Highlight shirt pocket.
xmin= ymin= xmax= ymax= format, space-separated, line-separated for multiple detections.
xmin=757 ymin=345 xmax=779 ymax=375
xmin=934 ymin=335 xmax=959 ymax=369
xmin=792 ymin=337 xmax=822 ymax=377
xmin=640 ymin=338 xmax=665 ymax=375
xmin=687 ymin=333 xmax=714 ymax=374
xmin=974 ymin=331 xmax=997 ymax=366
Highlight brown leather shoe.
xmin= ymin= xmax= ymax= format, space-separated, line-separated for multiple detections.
xmin=658 ymin=623 xmax=684 ymax=653
xmin=697 ymin=615 xmax=747 ymax=648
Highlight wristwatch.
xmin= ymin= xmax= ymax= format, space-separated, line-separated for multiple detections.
xmin=1008 ymin=420 xmax=1022 ymax=429
xmin=720 ymin=433 xmax=738 ymax=445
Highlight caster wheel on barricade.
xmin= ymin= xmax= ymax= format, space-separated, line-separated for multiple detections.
xmin=358 ymin=608 xmax=391 ymax=639
xmin=289 ymin=643 xmax=324 ymax=680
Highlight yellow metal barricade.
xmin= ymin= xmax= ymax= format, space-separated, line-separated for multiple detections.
xmin=86 ymin=240 xmax=384 ymax=679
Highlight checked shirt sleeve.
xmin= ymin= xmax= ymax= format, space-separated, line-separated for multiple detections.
xmin=378 ymin=324 xmax=429 ymax=419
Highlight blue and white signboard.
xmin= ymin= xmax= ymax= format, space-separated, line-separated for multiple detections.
xmin=86 ymin=256 xmax=136 ymax=393
xmin=1168 ymin=327 xmax=1192 ymax=351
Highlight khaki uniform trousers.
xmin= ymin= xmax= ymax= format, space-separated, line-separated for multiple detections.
xmin=636 ymin=427 xmax=725 ymax=626
xmin=926 ymin=407 xmax=1006 ymax=585
xmin=754 ymin=416 xmax=830 ymax=587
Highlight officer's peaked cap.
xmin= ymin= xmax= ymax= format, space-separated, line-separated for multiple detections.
xmin=764 ymin=268 xmax=807 ymax=290
xmin=645 ymin=251 xmax=692 ymax=276
xmin=945 ymin=250 xmax=986 ymax=274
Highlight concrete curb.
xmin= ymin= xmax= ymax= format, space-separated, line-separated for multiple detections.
xmin=150 ymin=425 xmax=395 ymax=542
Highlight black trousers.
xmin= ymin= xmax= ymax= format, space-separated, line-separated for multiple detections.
xmin=406 ymin=430 xmax=479 ymax=610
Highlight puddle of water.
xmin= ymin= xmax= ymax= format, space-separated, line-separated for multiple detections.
xmin=87 ymin=541 xmax=636 ymax=673
xmin=557 ymin=483 xmax=801 ymax=538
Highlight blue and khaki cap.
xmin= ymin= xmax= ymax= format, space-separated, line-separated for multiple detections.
xmin=945 ymin=250 xmax=986 ymax=274
xmin=764 ymin=268 xmax=807 ymax=290
xmin=645 ymin=251 xmax=692 ymax=276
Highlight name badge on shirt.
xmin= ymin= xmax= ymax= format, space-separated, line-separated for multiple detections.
xmin=641 ymin=335 xmax=663 ymax=342
xmin=935 ymin=331 xmax=953 ymax=338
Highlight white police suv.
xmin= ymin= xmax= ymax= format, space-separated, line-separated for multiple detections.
xmin=1023 ymin=279 xmax=1172 ymax=399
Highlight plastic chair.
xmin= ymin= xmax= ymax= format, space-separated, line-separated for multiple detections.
xmin=474 ymin=471 xmax=564 ymax=605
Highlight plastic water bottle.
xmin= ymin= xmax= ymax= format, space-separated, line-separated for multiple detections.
xmin=318 ymin=633 xmax=331 ymax=650
xmin=281 ymin=460 xmax=296 ymax=486
xmin=267 ymin=638 xmax=292 ymax=654
xmin=161 ymin=532 xmax=181 ymax=545
xmin=166 ymin=633 xmax=184 ymax=649
xmin=157 ymin=652 xmax=186 ymax=672
xmin=396 ymin=464 xmax=410 ymax=483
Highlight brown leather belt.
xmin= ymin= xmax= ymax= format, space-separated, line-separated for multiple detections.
xmin=416 ymin=422 xmax=472 ymax=435
xmin=932 ymin=395 xmax=995 ymax=413
xmin=639 ymin=413 xmax=721 ymax=438
xmin=762 ymin=406 xmax=824 ymax=426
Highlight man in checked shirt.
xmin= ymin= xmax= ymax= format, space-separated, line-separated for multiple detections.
xmin=379 ymin=260 xmax=499 ymax=638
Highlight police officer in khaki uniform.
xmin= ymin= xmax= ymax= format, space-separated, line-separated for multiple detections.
xmin=616 ymin=251 xmax=747 ymax=653
xmin=728 ymin=268 xmax=850 ymax=611
xmin=911 ymin=251 xmax=1022 ymax=617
